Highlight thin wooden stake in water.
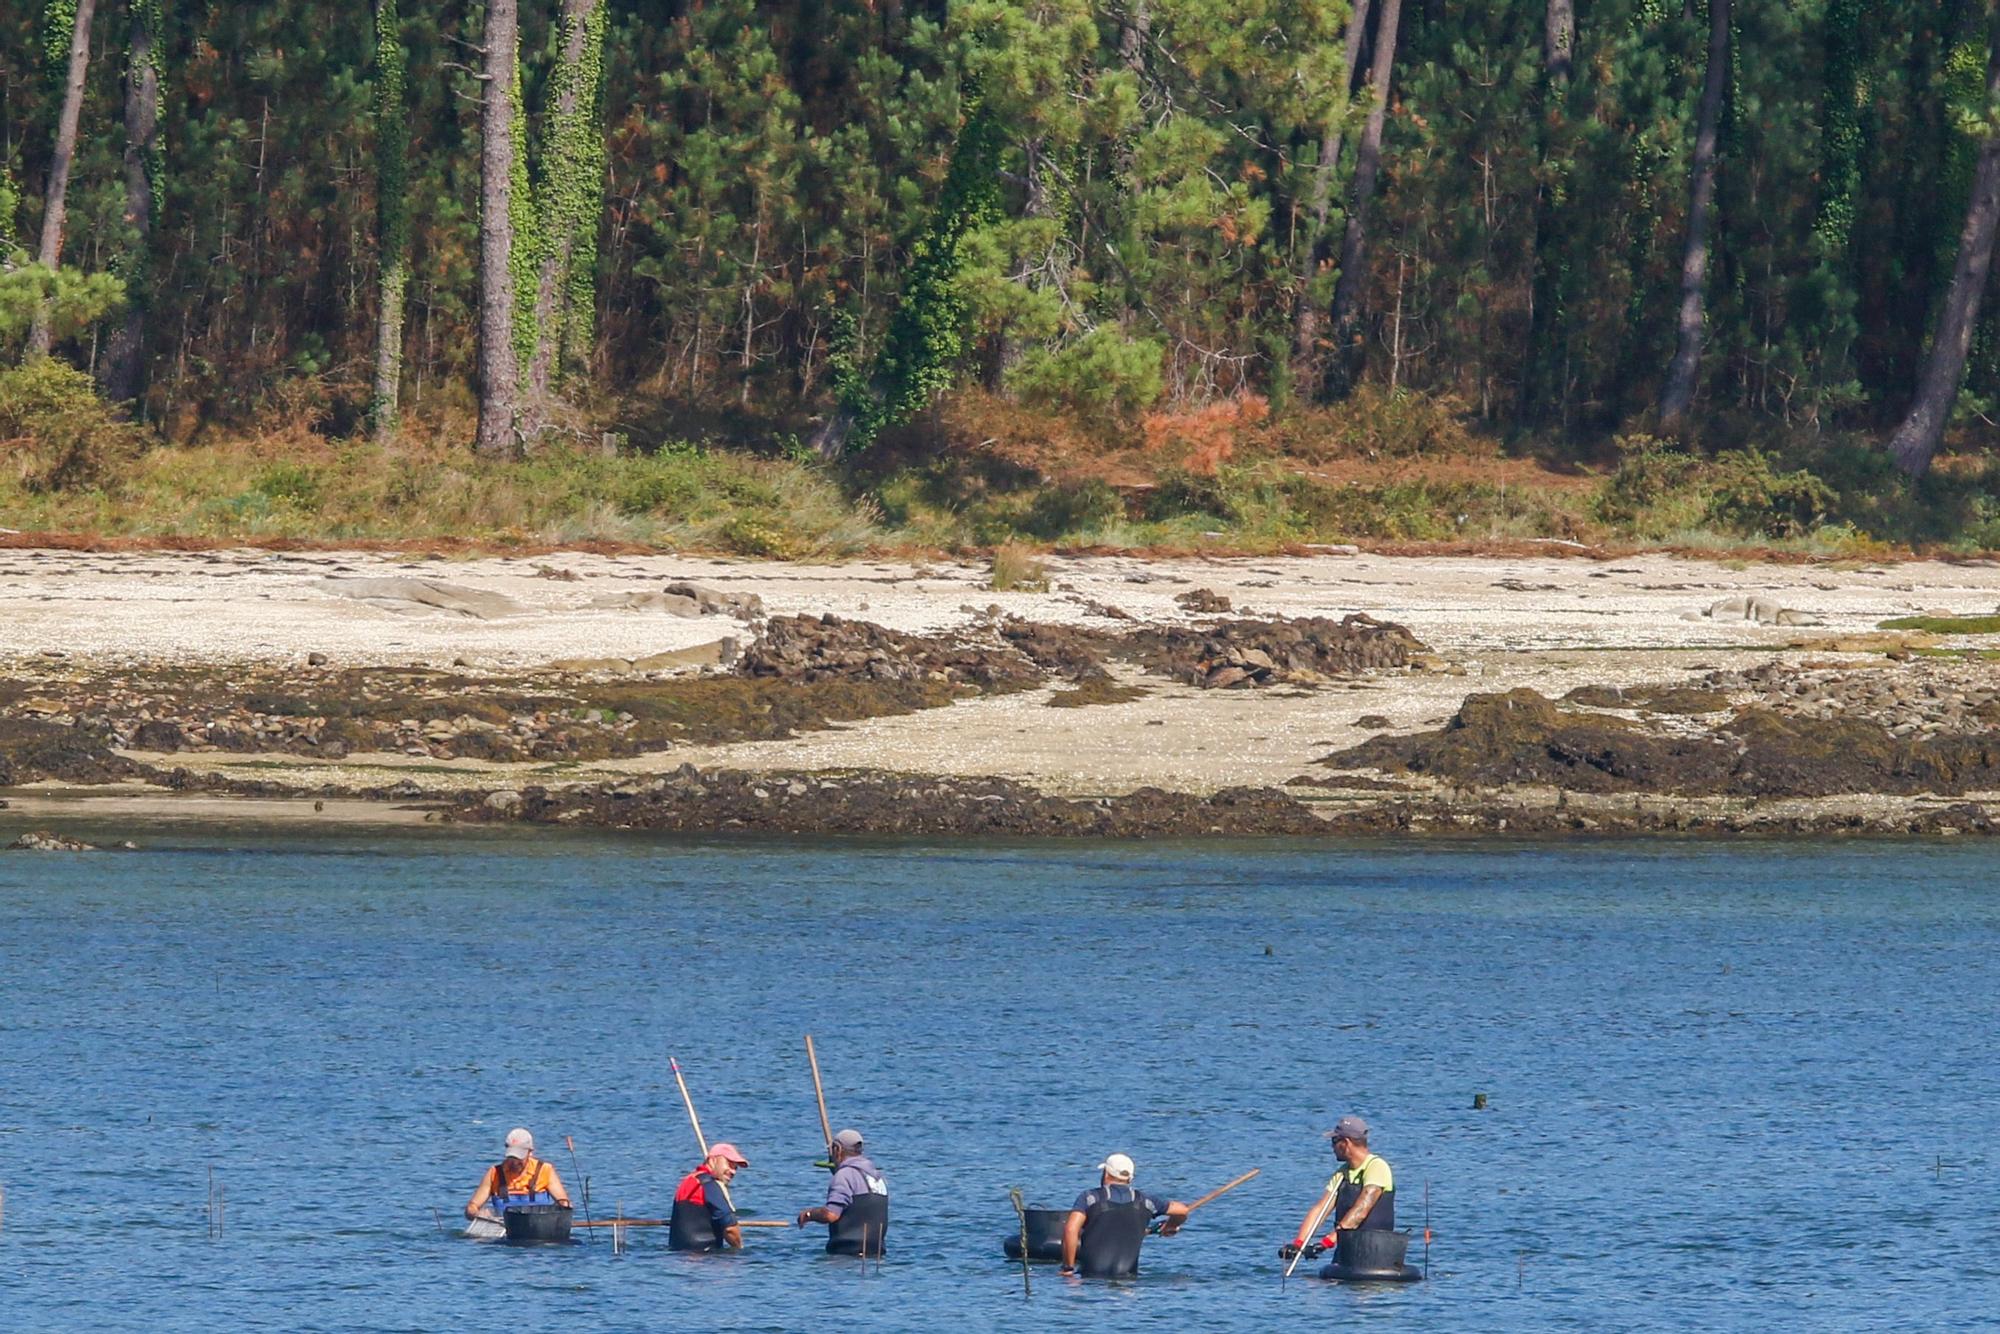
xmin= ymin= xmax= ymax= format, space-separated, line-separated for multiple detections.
xmin=564 ymin=1136 xmax=594 ymax=1243
xmin=1 ymin=1180 xmax=7 ymax=1234
xmin=432 ymin=1205 xmax=445 ymax=1238
xmin=1009 ymin=1188 xmax=1032 ymax=1298
xmin=1424 ymin=1180 xmax=1431 ymax=1279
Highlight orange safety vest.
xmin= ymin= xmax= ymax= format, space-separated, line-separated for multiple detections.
xmin=487 ymin=1157 xmax=556 ymax=1205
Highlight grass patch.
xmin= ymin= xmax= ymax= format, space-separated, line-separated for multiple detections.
xmin=7 ymin=368 xmax=2000 ymax=557
xmin=989 ymin=543 xmax=1050 ymax=591
xmin=1882 ymin=615 xmax=2000 ymax=634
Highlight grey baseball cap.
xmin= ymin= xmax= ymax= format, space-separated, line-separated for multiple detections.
xmin=1325 ymin=1115 xmax=1370 ymax=1142
xmin=832 ymin=1128 xmax=865 ymax=1150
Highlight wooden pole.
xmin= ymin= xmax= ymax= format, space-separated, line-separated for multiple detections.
xmin=1183 ymin=1168 xmax=1259 ymax=1215
xmin=669 ymin=1056 xmax=736 ymax=1211
xmin=1009 ymin=1187 xmax=1032 ymax=1297
xmin=805 ymin=1034 xmax=834 ymax=1157
xmin=576 ymin=1224 xmax=784 ymax=1232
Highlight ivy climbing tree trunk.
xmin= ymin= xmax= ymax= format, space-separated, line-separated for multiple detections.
xmin=1291 ymin=0 xmax=1371 ymax=376
xmin=27 ymin=0 xmax=99 ymax=359
xmin=527 ymin=0 xmax=608 ymax=407
xmin=1657 ymin=0 xmax=1732 ymax=433
xmin=1888 ymin=16 xmax=2000 ymax=477
xmin=370 ymin=0 xmax=411 ymax=441
xmin=100 ymin=0 xmax=160 ymax=404
xmin=474 ymin=0 xmax=521 ymax=459
xmin=815 ymin=103 xmax=1004 ymax=459
xmin=1519 ymin=0 xmax=1575 ymax=425
xmin=1322 ymin=0 xmax=1404 ymax=402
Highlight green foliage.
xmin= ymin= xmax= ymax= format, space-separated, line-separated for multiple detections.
xmin=1006 ymin=327 xmax=1164 ymax=420
xmin=1595 ymin=435 xmax=1701 ymax=528
xmin=839 ymin=102 xmax=1006 ymax=447
xmin=1704 ymin=450 xmax=1840 ymax=539
xmin=0 ymin=359 xmax=146 ymax=492
xmin=0 ymin=265 xmax=125 ymax=353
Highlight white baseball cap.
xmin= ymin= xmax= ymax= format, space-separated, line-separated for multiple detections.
xmin=1099 ymin=1152 xmax=1136 ymax=1183
xmin=504 ymin=1128 xmax=535 ymax=1160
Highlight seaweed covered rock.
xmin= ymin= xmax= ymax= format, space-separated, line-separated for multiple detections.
xmin=1326 ymin=688 xmax=2000 ymax=798
xmin=740 ymin=614 xmax=1041 ymax=687
xmin=1127 ymin=614 xmax=1425 ymax=688
xmin=0 ymin=718 xmax=141 ymax=787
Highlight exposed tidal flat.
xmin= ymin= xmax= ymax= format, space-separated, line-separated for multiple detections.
xmin=2 ymin=828 xmax=1998 ymax=1329
xmin=6 ymin=546 xmax=2000 ymax=838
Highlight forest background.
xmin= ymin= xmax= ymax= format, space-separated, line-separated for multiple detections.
xmin=5 ymin=0 xmax=2000 ymax=558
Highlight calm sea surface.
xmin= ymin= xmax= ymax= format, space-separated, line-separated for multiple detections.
xmin=2 ymin=826 xmax=1997 ymax=1330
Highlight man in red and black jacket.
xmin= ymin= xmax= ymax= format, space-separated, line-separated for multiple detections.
xmin=670 ymin=1143 xmax=748 ymax=1251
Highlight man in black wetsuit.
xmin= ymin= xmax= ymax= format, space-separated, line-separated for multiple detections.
xmin=1060 ymin=1152 xmax=1190 ymax=1278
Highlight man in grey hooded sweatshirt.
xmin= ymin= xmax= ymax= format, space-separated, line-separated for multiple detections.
xmin=795 ymin=1128 xmax=889 ymax=1255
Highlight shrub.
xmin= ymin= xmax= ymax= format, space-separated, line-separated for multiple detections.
xmin=1593 ymin=434 xmax=1700 ymax=528
xmin=0 ymin=359 xmax=145 ymax=492
xmin=1006 ymin=328 xmax=1165 ymax=422
xmin=1023 ymin=477 xmax=1124 ymax=539
xmin=1705 ymin=450 xmax=1838 ymax=539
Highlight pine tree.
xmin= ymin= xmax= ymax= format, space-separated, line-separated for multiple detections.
xmin=475 ymin=0 xmax=521 ymax=458
xmin=99 ymin=0 xmax=161 ymax=403
xmin=1887 ymin=9 xmax=2000 ymax=475
xmin=370 ymin=0 xmax=411 ymax=440
xmin=1657 ymin=0 xmax=1731 ymax=431
xmin=27 ymin=0 xmax=98 ymax=358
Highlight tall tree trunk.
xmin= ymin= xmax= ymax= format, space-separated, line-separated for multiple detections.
xmin=527 ymin=0 xmax=607 ymax=406
xmin=1657 ymin=0 xmax=1732 ymax=432
xmin=1519 ymin=0 xmax=1576 ymax=425
xmin=1322 ymin=0 xmax=1404 ymax=401
xmin=1544 ymin=0 xmax=1574 ymax=81
xmin=27 ymin=0 xmax=99 ymax=359
xmin=475 ymin=0 xmax=521 ymax=459
xmin=100 ymin=0 xmax=160 ymax=404
xmin=1888 ymin=18 xmax=2000 ymax=476
xmin=371 ymin=0 xmax=411 ymax=441
xmin=1291 ymin=0 xmax=1372 ymax=374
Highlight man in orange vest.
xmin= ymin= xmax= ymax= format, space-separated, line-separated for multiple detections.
xmin=465 ymin=1127 xmax=571 ymax=1223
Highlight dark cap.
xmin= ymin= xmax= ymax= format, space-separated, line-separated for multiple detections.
xmin=1325 ymin=1115 xmax=1370 ymax=1142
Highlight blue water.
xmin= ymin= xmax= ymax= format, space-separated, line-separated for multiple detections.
xmin=2 ymin=828 xmax=1998 ymax=1330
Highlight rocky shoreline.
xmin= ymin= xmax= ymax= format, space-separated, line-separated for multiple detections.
xmin=5 ymin=547 xmax=2000 ymax=841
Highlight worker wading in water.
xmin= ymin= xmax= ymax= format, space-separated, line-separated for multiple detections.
xmin=464 ymin=1127 xmax=571 ymax=1223
xmin=671 ymin=1142 xmax=749 ymax=1251
xmin=1060 ymin=1152 xmax=1190 ymax=1278
xmin=794 ymin=1127 xmax=889 ymax=1256
xmin=1280 ymin=1115 xmax=1395 ymax=1262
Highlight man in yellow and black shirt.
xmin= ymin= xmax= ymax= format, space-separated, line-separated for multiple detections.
xmin=1280 ymin=1114 xmax=1394 ymax=1260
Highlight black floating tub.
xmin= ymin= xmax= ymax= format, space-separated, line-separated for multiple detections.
xmin=503 ymin=1204 xmax=575 ymax=1245
xmin=1001 ymin=1208 xmax=1068 ymax=1263
xmin=1318 ymin=1228 xmax=1423 ymax=1282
